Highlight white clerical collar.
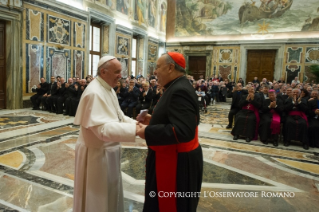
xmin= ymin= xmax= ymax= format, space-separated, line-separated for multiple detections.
xmin=96 ymin=76 xmax=112 ymax=91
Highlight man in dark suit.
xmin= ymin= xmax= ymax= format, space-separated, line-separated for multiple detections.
xmin=30 ymin=77 xmax=48 ymax=110
xmin=40 ymin=76 xmax=57 ymax=111
xmin=136 ymin=82 xmax=153 ymax=114
xmin=226 ymin=83 xmax=247 ymax=129
xmin=120 ymin=79 xmax=141 ymax=118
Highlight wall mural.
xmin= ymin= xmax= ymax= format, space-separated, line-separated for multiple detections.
xmin=48 ymin=15 xmax=70 ymax=45
xmin=116 ymin=34 xmax=130 ymax=56
xmin=175 ymin=0 xmax=319 ymax=37
xmin=115 ymin=32 xmax=131 ymax=78
xmin=117 ymin=0 xmax=130 ymax=15
xmin=160 ymin=2 xmax=167 ymax=32
xmin=135 ymin=0 xmax=146 ymax=25
xmin=149 ymin=0 xmax=157 ymax=28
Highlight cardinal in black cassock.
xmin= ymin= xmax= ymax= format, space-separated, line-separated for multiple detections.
xmin=137 ymin=52 xmax=203 ymax=212
xmin=232 ymin=86 xmax=262 ymax=142
xmin=258 ymin=90 xmax=284 ymax=146
xmin=307 ymin=94 xmax=319 ymax=148
xmin=284 ymin=89 xmax=309 ymax=150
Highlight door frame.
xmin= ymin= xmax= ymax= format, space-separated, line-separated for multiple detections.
xmin=240 ymin=44 xmax=284 ymax=84
xmin=0 ymin=20 xmax=6 ymax=109
xmin=0 ymin=7 xmax=22 ymax=109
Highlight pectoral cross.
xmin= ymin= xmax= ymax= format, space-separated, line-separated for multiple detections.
xmin=247 ymin=104 xmax=251 ymax=109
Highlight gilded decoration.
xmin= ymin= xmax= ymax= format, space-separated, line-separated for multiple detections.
xmin=305 ymin=47 xmax=319 ymax=63
xmin=219 ymin=49 xmax=233 ymax=63
xmin=26 ymin=9 xmax=43 ymax=42
xmin=48 ymin=15 xmax=70 ymax=45
xmin=74 ymin=22 xmax=85 ymax=48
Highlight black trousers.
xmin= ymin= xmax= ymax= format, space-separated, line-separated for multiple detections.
xmin=121 ymin=100 xmax=138 ymax=118
xmin=228 ymin=108 xmax=240 ymax=126
xmin=56 ymin=96 xmax=68 ymax=114
xmin=30 ymin=94 xmax=41 ymax=108
xmin=136 ymin=102 xmax=151 ymax=114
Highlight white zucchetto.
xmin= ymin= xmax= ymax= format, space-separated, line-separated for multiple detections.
xmin=98 ymin=56 xmax=116 ymax=68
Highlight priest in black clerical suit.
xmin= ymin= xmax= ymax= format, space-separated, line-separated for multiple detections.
xmin=136 ymin=52 xmax=203 ymax=212
xmin=258 ymin=90 xmax=284 ymax=146
xmin=226 ymin=83 xmax=247 ymax=129
xmin=307 ymin=91 xmax=319 ymax=148
xmin=284 ymin=89 xmax=309 ymax=150
xmin=232 ymin=86 xmax=262 ymax=142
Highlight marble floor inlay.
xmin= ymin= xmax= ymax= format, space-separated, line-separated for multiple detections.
xmin=0 ymin=105 xmax=318 ymax=211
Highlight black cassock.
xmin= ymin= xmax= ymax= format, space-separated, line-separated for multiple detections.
xmin=258 ymin=98 xmax=284 ymax=141
xmin=144 ymin=76 xmax=203 ymax=212
xmin=284 ymin=98 xmax=309 ymax=144
xmin=231 ymin=94 xmax=262 ymax=139
xmin=308 ymin=99 xmax=319 ymax=147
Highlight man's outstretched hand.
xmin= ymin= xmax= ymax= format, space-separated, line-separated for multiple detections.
xmin=136 ymin=123 xmax=147 ymax=139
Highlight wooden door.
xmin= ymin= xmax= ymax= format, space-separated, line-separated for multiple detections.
xmin=0 ymin=21 xmax=5 ymax=109
xmin=246 ymin=50 xmax=276 ymax=83
xmin=188 ymin=56 xmax=206 ymax=80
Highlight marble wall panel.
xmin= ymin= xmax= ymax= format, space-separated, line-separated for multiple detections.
xmin=305 ymin=47 xmax=319 ymax=63
xmin=47 ymin=47 xmax=71 ymax=79
xmin=26 ymin=9 xmax=44 ymax=42
xmin=74 ymin=50 xmax=84 ymax=78
xmin=74 ymin=22 xmax=85 ymax=48
xmin=219 ymin=65 xmax=231 ymax=81
xmin=285 ymin=65 xmax=301 ymax=83
xmin=26 ymin=44 xmax=43 ymax=93
xmin=148 ymin=42 xmax=158 ymax=62
xmin=117 ymin=57 xmax=129 ymax=78
xmin=287 ymin=47 xmax=303 ymax=63
xmin=48 ymin=15 xmax=70 ymax=45
xmin=0 ymin=0 xmax=8 ymax=6
xmin=148 ymin=61 xmax=156 ymax=75
xmin=102 ymin=25 xmax=109 ymax=54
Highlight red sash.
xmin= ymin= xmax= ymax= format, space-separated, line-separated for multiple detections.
xmin=289 ymin=111 xmax=308 ymax=126
xmin=149 ymin=127 xmax=199 ymax=212
xmin=242 ymin=103 xmax=260 ymax=140
xmin=270 ymin=109 xmax=281 ymax=134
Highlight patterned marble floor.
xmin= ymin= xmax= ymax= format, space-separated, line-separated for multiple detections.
xmin=0 ymin=106 xmax=318 ymax=212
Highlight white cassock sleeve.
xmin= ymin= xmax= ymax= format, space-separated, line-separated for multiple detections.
xmin=89 ymin=122 xmax=136 ymax=143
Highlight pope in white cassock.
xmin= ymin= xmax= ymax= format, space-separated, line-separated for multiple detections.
xmin=73 ymin=56 xmax=139 ymax=212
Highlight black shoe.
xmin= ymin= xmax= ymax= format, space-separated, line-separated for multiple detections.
xmin=246 ymin=137 xmax=251 ymax=142
xmin=261 ymin=140 xmax=268 ymax=145
xmin=233 ymin=135 xmax=238 ymax=140
xmin=284 ymin=141 xmax=290 ymax=146
xmin=303 ymin=143 xmax=309 ymax=150
xmin=205 ymin=109 xmax=207 ymax=113
xmin=226 ymin=125 xmax=232 ymax=129
xmin=273 ymin=140 xmax=278 ymax=147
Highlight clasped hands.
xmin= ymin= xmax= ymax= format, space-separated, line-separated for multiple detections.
xmin=135 ymin=114 xmax=152 ymax=139
xmin=246 ymin=93 xmax=254 ymax=101
xmin=269 ymin=101 xmax=276 ymax=108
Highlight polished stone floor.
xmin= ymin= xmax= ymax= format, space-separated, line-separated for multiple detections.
xmin=0 ymin=103 xmax=319 ymax=212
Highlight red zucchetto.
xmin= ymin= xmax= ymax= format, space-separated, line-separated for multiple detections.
xmin=167 ymin=52 xmax=186 ymax=69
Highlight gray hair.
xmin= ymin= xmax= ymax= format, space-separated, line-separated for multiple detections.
xmin=162 ymin=53 xmax=186 ymax=73
xmin=292 ymin=88 xmax=301 ymax=94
